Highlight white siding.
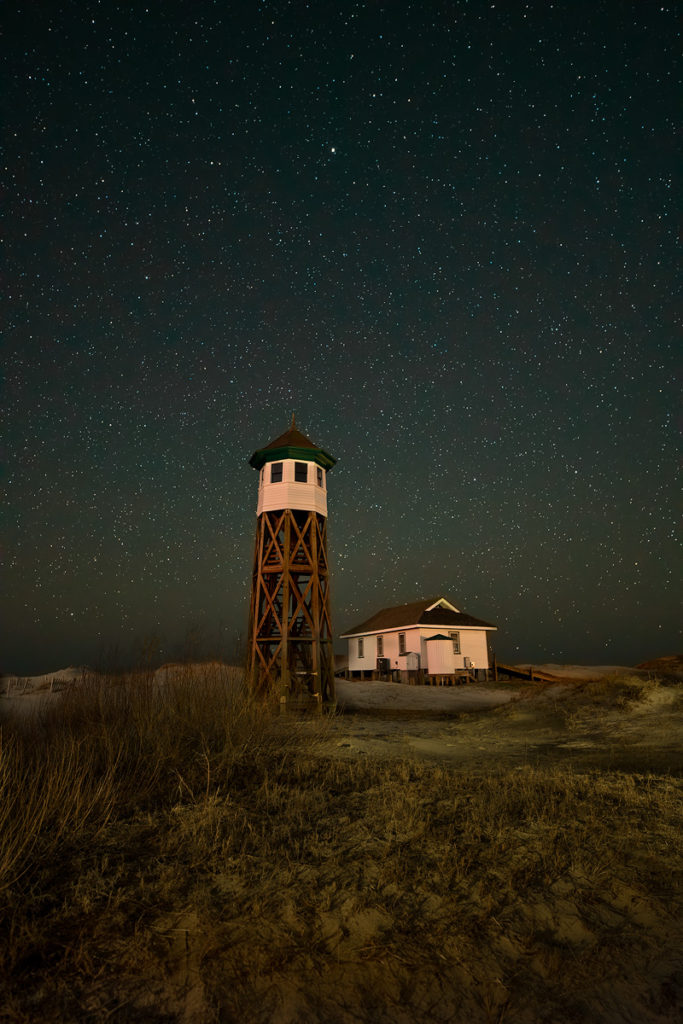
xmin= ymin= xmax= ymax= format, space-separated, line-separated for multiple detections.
xmin=419 ymin=627 xmax=491 ymax=670
xmin=393 ymin=627 xmax=422 ymax=668
xmin=425 ymin=638 xmax=454 ymax=674
xmin=459 ymin=629 xmax=489 ymax=670
xmin=347 ymin=634 xmax=374 ymax=672
xmin=257 ymin=458 xmax=328 ymax=517
xmin=345 ymin=624 xmax=492 ymax=672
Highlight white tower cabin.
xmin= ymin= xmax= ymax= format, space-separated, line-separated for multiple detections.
xmin=245 ymin=416 xmax=336 ymax=706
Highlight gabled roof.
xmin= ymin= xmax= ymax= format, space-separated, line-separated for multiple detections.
xmin=340 ymin=597 xmax=496 ymax=637
xmin=249 ymin=415 xmax=336 ymax=471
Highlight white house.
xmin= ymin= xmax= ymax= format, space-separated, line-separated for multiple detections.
xmin=340 ymin=597 xmax=497 ymax=683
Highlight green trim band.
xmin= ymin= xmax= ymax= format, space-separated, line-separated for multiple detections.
xmin=249 ymin=445 xmax=337 ymax=471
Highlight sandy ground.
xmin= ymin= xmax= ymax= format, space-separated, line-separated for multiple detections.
xmin=2 ymin=662 xmax=681 ymax=1022
xmin=2 ymin=663 xmax=681 ymax=776
xmin=327 ymin=671 xmax=683 ymax=774
xmin=334 ymin=676 xmax=515 ymax=712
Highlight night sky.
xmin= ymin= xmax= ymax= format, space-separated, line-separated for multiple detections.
xmin=3 ymin=1 xmax=680 ymax=675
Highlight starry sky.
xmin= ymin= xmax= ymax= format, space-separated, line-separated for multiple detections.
xmin=3 ymin=1 xmax=680 ymax=675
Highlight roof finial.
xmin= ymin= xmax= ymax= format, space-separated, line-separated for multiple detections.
xmin=291 ymin=413 xmax=296 ymax=429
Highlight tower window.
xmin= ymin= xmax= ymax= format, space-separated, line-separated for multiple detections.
xmin=270 ymin=462 xmax=283 ymax=483
xmin=316 ymin=467 xmax=323 ymax=487
xmin=295 ymin=462 xmax=308 ymax=482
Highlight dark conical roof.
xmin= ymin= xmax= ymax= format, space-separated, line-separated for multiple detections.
xmin=262 ymin=415 xmax=319 ymax=452
xmin=249 ymin=415 xmax=336 ymax=471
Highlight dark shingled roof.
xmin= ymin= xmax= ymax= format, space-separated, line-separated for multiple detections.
xmin=262 ymin=423 xmax=319 ymax=451
xmin=249 ymin=415 xmax=336 ymax=471
xmin=340 ymin=598 xmax=496 ymax=637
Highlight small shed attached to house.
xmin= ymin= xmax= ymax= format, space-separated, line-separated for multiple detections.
xmin=340 ymin=597 xmax=497 ymax=684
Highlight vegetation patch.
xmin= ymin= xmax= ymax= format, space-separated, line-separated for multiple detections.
xmin=1 ymin=666 xmax=681 ymax=1022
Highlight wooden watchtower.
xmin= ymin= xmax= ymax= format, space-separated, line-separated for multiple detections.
xmin=245 ymin=417 xmax=336 ymax=706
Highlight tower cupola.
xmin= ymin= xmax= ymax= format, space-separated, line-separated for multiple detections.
xmin=249 ymin=415 xmax=336 ymax=518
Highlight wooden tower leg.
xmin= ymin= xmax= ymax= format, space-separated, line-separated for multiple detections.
xmin=246 ymin=509 xmax=335 ymax=705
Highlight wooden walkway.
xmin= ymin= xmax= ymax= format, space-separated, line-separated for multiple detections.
xmin=493 ymin=662 xmax=570 ymax=683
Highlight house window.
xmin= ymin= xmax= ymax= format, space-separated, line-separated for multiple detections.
xmin=376 ymin=635 xmax=384 ymax=657
xmin=398 ymin=632 xmax=406 ymax=655
xmin=358 ymin=638 xmax=364 ymax=659
xmin=270 ymin=462 xmax=283 ymax=483
xmin=316 ymin=467 xmax=323 ymax=487
xmin=449 ymin=631 xmax=461 ymax=655
xmin=295 ymin=462 xmax=308 ymax=482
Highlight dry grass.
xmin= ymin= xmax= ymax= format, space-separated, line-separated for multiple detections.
xmin=0 ymin=667 xmax=681 ymax=1023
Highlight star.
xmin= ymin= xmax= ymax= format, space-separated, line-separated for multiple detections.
xmin=1 ymin=1 xmax=678 ymax=672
